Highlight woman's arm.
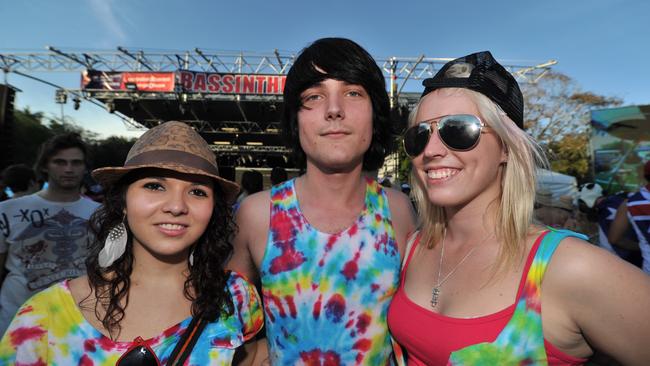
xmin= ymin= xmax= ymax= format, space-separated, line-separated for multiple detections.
xmin=546 ymin=237 xmax=650 ymax=364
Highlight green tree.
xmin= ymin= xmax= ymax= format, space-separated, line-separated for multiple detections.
xmin=7 ymin=107 xmax=134 ymax=172
xmin=397 ymin=145 xmax=411 ymax=184
xmin=521 ymin=71 xmax=622 ymax=181
xmin=11 ymin=108 xmax=52 ymax=168
xmin=46 ymin=114 xmax=100 ymax=143
xmin=46 ymin=115 xmax=136 ymax=170
xmin=546 ymin=133 xmax=590 ymax=178
xmin=90 ymin=136 xmax=136 ymax=169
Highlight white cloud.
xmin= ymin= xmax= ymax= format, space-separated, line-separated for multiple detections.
xmin=88 ymin=0 xmax=128 ymax=44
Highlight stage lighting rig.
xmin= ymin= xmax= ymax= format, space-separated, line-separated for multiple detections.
xmin=106 ymin=100 xmax=116 ymax=113
xmin=55 ymin=89 xmax=67 ymax=104
xmin=73 ymin=97 xmax=81 ymax=110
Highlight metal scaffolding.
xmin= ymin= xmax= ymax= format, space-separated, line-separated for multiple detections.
xmin=0 ymin=47 xmax=556 ymax=169
xmin=0 ymin=46 xmax=557 ymax=107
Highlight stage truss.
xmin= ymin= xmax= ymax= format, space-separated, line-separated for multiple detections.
xmin=0 ymin=47 xmax=556 ymax=167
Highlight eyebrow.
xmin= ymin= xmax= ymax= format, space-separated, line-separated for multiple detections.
xmin=303 ymin=82 xmax=324 ymax=90
xmin=147 ymin=176 xmax=212 ymax=187
xmin=302 ymin=80 xmax=363 ymax=95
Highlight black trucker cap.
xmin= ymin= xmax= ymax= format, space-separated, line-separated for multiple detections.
xmin=421 ymin=51 xmax=524 ymax=129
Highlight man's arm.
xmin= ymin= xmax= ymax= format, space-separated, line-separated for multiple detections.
xmin=227 ymin=191 xmax=271 ymax=285
xmin=385 ymin=188 xmax=417 ymax=258
xmin=607 ymin=200 xmax=638 ymax=250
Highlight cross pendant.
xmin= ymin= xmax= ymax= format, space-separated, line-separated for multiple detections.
xmin=430 ymin=287 xmax=440 ymax=308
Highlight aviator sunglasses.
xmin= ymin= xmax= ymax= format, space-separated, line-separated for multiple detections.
xmin=116 ymin=337 xmax=160 ymax=366
xmin=402 ymin=114 xmax=490 ymax=157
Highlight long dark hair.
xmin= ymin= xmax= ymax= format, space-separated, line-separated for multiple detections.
xmin=282 ymin=37 xmax=395 ymax=171
xmin=85 ymin=171 xmax=236 ymax=338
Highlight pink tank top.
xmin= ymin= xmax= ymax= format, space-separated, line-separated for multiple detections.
xmin=388 ymin=229 xmax=587 ymax=365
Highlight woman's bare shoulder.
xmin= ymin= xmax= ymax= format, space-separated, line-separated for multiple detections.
xmin=68 ymin=275 xmax=94 ymax=305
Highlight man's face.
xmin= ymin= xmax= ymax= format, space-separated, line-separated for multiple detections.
xmin=44 ymin=147 xmax=86 ymax=191
xmin=297 ymin=78 xmax=373 ymax=173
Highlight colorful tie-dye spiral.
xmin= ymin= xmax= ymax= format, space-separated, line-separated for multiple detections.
xmin=261 ymin=178 xmax=401 ymax=365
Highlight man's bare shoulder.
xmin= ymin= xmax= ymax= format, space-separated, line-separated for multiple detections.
xmin=383 ymin=187 xmax=411 ymax=206
xmin=237 ymin=190 xmax=272 ymax=218
xmin=382 ymin=187 xmax=416 ymax=253
xmin=231 ymin=189 xmax=273 ymax=280
xmin=383 ymin=188 xmax=415 ymax=220
xmin=0 ymin=193 xmax=36 ymax=210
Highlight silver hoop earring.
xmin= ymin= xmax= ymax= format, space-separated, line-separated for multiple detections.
xmin=98 ymin=219 xmax=128 ymax=268
xmin=189 ymin=250 xmax=195 ymax=266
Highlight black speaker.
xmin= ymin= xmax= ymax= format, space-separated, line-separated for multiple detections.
xmin=0 ymin=84 xmax=16 ymax=169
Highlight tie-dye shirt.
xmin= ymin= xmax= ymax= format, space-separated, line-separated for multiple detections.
xmin=447 ymin=229 xmax=587 ymax=365
xmin=0 ymin=271 xmax=263 ymax=366
xmin=261 ymin=178 xmax=401 ymax=365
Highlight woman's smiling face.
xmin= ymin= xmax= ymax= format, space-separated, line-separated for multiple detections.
xmin=124 ymin=168 xmax=215 ymax=262
xmin=411 ymin=90 xmax=507 ymax=210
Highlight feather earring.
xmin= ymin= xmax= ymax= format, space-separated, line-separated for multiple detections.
xmin=98 ymin=220 xmax=128 ymax=268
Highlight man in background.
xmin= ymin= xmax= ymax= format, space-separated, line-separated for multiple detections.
xmin=609 ymin=161 xmax=650 ymax=274
xmin=270 ymin=166 xmax=288 ymax=186
xmin=1 ymin=164 xmax=39 ymax=199
xmin=0 ymin=133 xmax=100 ymax=334
xmin=579 ymin=182 xmax=641 ymax=267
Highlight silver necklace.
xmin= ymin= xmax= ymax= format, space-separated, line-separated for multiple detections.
xmin=430 ymin=230 xmax=479 ymax=308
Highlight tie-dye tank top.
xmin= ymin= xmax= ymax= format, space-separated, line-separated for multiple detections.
xmin=0 ymin=272 xmax=263 ymax=366
xmin=389 ymin=228 xmax=588 ymax=365
xmin=261 ymin=177 xmax=401 ymax=365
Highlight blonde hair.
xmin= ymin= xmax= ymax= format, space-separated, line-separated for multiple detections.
xmin=409 ymin=88 xmax=548 ymax=269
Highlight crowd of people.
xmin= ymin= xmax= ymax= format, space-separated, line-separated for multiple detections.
xmin=0 ymin=37 xmax=648 ymax=365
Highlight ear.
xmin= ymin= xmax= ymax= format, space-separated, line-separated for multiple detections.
xmin=500 ymin=145 xmax=509 ymax=164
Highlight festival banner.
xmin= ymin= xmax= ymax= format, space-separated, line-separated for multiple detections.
xmin=82 ymin=70 xmax=287 ymax=95
xmin=591 ymin=104 xmax=650 ymax=192
xmin=81 ymin=70 xmax=175 ymax=92
xmin=176 ymin=70 xmax=286 ymax=95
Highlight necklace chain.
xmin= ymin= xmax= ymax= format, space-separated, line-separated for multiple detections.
xmin=430 ymin=229 xmax=482 ymax=308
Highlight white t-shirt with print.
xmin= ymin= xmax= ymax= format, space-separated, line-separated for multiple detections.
xmin=0 ymin=193 xmax=99 ymax=334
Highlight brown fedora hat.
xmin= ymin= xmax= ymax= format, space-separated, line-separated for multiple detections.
xmin=92 ymin=121 xmax=240 ymax=202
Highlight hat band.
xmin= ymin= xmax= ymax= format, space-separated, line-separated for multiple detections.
xmin=126 ymin=149 xmax=219 ymax=176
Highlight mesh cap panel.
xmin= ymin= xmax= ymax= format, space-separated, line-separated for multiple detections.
xmin=422 ymin=51 xmax=524 ymax=129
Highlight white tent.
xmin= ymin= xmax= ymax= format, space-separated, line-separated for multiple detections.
xmin=536 ymin=169 xmax=578 ymax=202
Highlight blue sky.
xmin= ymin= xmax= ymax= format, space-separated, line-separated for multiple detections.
xmin=1 ymin=0 xmax=648 ymax=138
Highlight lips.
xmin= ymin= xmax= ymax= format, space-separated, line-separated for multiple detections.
xmin=321 ymin=129 xmax=350 ymax=137
xmin=156 ymin=223 xmax=188 ymax=237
